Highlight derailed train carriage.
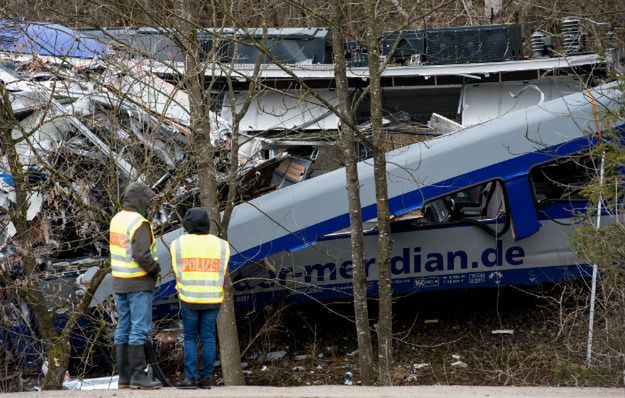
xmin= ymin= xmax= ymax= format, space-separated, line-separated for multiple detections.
xmin=146 ymin=83 xmax=622 ymax=315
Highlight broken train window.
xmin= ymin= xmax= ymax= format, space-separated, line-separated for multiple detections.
xmin=415 ymin=179 xmax=509 ymax=236
xmin=529 ymin=154 xmax=595 ymax=207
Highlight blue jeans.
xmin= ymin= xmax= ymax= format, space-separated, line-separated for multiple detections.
xmin=114 ymin=291 xmax=153 ymax=345
xmin=181 ymin=306 xmax=220 ymax=379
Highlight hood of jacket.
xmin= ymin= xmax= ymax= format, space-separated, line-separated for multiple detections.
xmin=183 ymin=207 xmax=211 ymax=234
xmin=122 ymin=182 xmax=155 ymax=217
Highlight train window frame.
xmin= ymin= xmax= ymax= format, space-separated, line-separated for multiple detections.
xmin=416 ymin=178 xmax=510 ymax=236
xmin=529 ymin=154 xmax=595 ymax=208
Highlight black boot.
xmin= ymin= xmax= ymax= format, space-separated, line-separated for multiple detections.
xmin=197 ymin=375 xmax=212 ymax=389
xmin=115 ymin=344 xmax=130 ymax=389
xmin=128 ymin=344 xmax=162 ymax=390
xmin=176 ymin=377 xmax=197 ymax=389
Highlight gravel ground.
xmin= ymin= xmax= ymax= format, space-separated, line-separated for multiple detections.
xmin=5 ymin=386 xmax=625 ymax=398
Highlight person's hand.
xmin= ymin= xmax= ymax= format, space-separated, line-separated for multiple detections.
xmin=151 ymin=263 xmax=161 ymax=281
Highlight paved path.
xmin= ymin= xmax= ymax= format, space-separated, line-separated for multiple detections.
xmin=6 ymin=386 xmax=625 ymax=398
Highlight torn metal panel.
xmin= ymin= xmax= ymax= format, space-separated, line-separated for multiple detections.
xmin=103 ymin=65 xmax=191 ymax=125
xmin=237 ymin=134 xmax=266 ymax=168
xmin=26 ymin=192 xmax=43 ymax=221
xmin=12 ymin=110 xmax=70 ymax=165
xmin=0 ymin=64 xmax=18 ymax=83
xmin=427 ymin=113 xmax=463 ymax=134
xmin=0 ymin=221 xmax=16 ymax=250
xmin=9 ymin=84 xmax=140 ymax=180
xmin=460 ymin=76 xmax=583 ymax=126
xmin=127 ymin=115 xmax=177 ymax=170
xmin=8 ymin=89 xmax=53 ymax=115
xmin=272 ymin=152 xmax=317 ymax=189
xmin=42 ymin=79 xmax=98 ymax=102
xmin=221 ymin=88 xmax=340 ymax=132
xmin=103 ymin=65 xmax=232 ymax=145
xmin=236 ymin=153 xmax=288 ymax=197
xmin=65 ymin=136 xmax=101 ymax=160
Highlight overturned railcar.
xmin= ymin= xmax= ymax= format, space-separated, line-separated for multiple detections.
xmin=142 ymin=82 xmax=623 ymax=315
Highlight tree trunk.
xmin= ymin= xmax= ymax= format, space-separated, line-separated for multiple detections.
xmin=364 ymin=0 xmax=394 ymax=386
xmin=190 ymin=59 xmax=245 ymax=389
xmin=42 ymin=339 xmax=71 ymax=390
xmin=331 ymin=0 xmax=375 ymax=386
xmin=216 ymin=273 xmax=245 ymax=385
xmin=371 ymin=148 xmax=394 ymax=386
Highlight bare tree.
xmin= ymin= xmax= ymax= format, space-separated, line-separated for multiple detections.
xmin=329 ymin=0 xmax=375 ymax=385
xmin=362 ymin=0 xmax=394 ymax=385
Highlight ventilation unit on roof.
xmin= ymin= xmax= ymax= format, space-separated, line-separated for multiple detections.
xmin=345 ymin=41 xmax=368 ymax=67
xmin=382 ymin=30 xmax=425 ymax=64
xmin=424 ymin=24 xmax=523 ymax=65
xmin=214 ymin=28 xmax=332 ymax=65
xmin=531 ymin=31 xmax=546 ymax=58
xmin=382 ymin=24 xmax=523 ymax=66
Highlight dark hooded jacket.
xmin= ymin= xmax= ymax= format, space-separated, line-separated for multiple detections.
xmin=182 ymin=207 xmax=211 ymax=234
xmin=112 ymin=182 xmax=161 ymax=294
xmin=179 ymin=208 xmax=221 ymax=310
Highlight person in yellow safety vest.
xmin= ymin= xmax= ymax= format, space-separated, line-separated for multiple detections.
xmin=170 ymin=207 xmax=230 ymax=390
xmin=110 ymin=182 xmax=162 ymax=390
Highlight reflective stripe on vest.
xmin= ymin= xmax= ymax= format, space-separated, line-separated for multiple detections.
xmin=109 ymin=210 xmax=158 ymax=278
xmin=170 ymin=234 xmax=229 ymax=304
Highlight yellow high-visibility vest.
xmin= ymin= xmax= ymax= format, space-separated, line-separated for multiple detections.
xmin=170 ymin=234 xmax=230 ymax=304
xmin=109 ymin=210 xmax=158 ymax=278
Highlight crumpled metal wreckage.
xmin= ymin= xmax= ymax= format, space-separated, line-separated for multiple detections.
xmin=0 ymin=24 xmax=326 ymax=377
xmin=0 ymin=57 xmax=274 ymax=258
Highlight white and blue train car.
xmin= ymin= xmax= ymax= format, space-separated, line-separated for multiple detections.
xmin=144 ymin=82 xmax=623 ymax=311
